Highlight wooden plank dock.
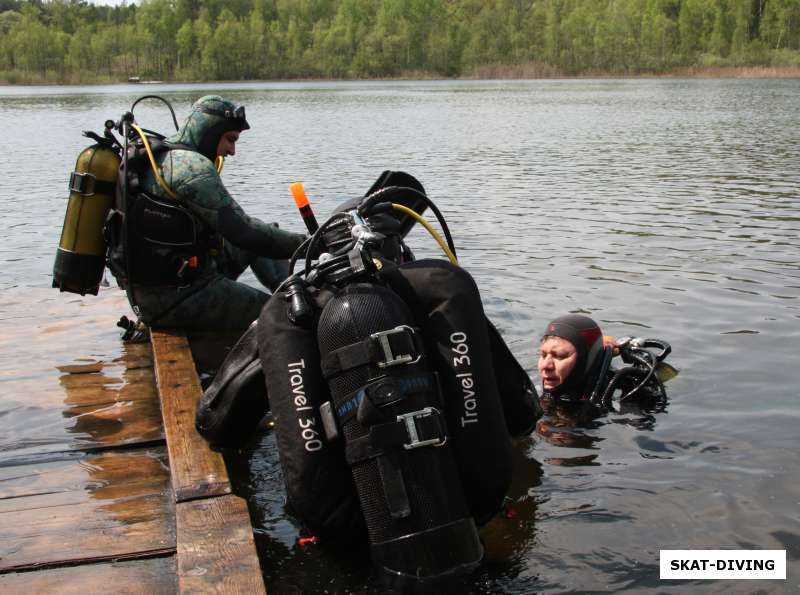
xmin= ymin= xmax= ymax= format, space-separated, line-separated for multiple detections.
xmin=0 ymin=293 xmax=265 ymax=594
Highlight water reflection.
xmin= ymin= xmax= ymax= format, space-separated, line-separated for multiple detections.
xmin=58 ymin=342 xmax=161 ymax=451
xmin=535 ymin=381 xmax=671 ymax=459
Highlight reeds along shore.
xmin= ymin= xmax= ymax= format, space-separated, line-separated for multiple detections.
xmin=466 ymin=64 xmax=800 ymax=79
xmin=3 ymin=64 xmax=800 ymax=86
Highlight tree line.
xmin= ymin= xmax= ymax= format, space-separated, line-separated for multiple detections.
xmin=1 ymin=0 xmax=799 ymax=83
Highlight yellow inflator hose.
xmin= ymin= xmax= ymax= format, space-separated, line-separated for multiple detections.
xmin=131 ymin=123 xmax=178 ymax=200
xmin=390 ymin=202 xmax=458 ymax=265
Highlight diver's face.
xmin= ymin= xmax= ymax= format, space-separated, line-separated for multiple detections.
xmin=538 ymin=336 xmax=578 ymax=390
xmin=216 ymin=130 xmax=240 ymax=158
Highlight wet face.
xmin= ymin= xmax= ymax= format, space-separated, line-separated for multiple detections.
xmin=538 ymin=336 xmax=578 ymax=391
xmin=216 ymin=130 xmax=240 ymax=158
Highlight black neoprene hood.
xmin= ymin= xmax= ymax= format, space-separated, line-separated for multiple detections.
xmin=541 ymin=314 xmax=603 ymax=398
xmin=198 ymin=120 xmax=249 ymax=161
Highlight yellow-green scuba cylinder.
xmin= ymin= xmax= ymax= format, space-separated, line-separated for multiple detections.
xmin=53 ymin=144 xmax=121 ymax=295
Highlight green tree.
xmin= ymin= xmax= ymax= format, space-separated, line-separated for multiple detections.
xmin=176 ymin=20 xmax=195 ymax=74
xmin=678 ymin=0 xmax=714 ymax=61
xmin=762 ymin=0 xmax=800 ymax=50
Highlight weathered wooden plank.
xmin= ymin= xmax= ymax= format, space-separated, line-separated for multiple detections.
xmin=177 ymin=495 xmax=266 ymax=594
xmin=0 ymin=556 xmax=177 ymax=594
xmin=0 ymin=449 xmax=176 ymax=572
xmin=150 ymin=329 xmax=230 ymax=502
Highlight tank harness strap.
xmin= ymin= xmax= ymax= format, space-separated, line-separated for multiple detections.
xmin=69 ymin=171 xmax=117 ymax=197
xmin=344 ymin=407 xmax=447 ymax=465
xmin=320 ymin=325 xmax=424 ymax=379
xmin=345 ymin=406 xmax=447 ymax=520
xmin=318 ymin=371 xmax=445 ymax=520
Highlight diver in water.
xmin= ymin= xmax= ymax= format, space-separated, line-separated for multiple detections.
xmin=535 ymin=313 xmax=673 ymax=456
xmin=538 ymin=314 xmax=605 ymax=403
xmin=123 ymin=95 xmax=306 ymax=331
xmin=537 ymin=314 xmax=671 ymax=413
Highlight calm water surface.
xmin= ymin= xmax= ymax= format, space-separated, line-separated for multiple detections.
xmin=1 ymin=79 xmax=798 ymax=592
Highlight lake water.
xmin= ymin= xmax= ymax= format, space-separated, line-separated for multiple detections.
xmin=1 ymin=79 xmax=798 ymax=592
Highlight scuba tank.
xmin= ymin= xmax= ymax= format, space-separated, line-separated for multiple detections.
xmin=53 ymin=134 xmax=121 ymax=295
xmin=53 ymin=96 xmax=183 ymax=299
xmin=253 ymin=175 xmax=540 ymax=591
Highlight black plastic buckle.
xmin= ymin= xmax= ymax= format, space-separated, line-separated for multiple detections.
xmin=69 ymin=171 xmax=96 ymax=195
xmin=397 ymin=407 xmax=446 ymax=450
xmin=371 ymin=325 xmax=420 ymax=369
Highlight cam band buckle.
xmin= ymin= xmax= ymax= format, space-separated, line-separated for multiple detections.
xmin=397 ymin=407 xmax=446 ymax=450
xmin=69 ymin=171 xmax=97 ymax=196
xmin=371 ymin=325 xmax=421 ymax=369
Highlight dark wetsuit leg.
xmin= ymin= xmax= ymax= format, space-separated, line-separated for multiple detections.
xmin=134 ymin=276 xmax=269 ymax=332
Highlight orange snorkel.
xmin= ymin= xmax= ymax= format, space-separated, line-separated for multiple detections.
xmin=290 ymin=181 xmax=319 ymax=234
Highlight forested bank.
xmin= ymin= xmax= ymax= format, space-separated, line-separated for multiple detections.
xmin=1 ymin=0 xmax=799 ymax=84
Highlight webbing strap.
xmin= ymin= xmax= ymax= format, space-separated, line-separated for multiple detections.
xmin=344 ymin=407 xmax=447 ymax=466
xmin=69 ymin=171 xmax=116 ymax=197
xmin=378 ymin=453 xmax=410 ymax=519
xmin=321 ymin=325 xmax=424 ymax=379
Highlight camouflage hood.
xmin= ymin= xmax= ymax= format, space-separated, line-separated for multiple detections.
xmin=168 ymin=95 xmax=250 ymax=162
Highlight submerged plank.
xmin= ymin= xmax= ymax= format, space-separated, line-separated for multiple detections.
xmin=0 ymin=384 xmax=163 ymax=465
xmin=58 ymin=365 xmax=154 ymax=392
xmin=150 ymin=329 xmax=230 ymax=502
xmin=0 ymin=448 xmax=176 ymax=572
xmin=0 ymin=556 xmax=176 ymax=594
xmin=177 ymin=495 xmax=266 ymax=594
xmin=0 ymin=336 xmax=162 ymax=463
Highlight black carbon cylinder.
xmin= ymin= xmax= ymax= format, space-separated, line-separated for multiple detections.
xmin=316 ymin=283 xmax=482 ymax=585
xmin=257 ymin=292 xmax=365 ymax=542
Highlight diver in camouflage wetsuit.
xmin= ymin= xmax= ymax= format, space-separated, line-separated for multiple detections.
xmin=127 ymin=96 xmax=305 ymax=331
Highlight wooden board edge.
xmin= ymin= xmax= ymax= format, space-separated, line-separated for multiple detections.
xmin=150 ymin=329 xmax=231 ymax=502
xmin=177 ymin=494 xmax=266 ymax=594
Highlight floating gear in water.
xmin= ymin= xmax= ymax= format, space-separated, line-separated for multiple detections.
xmin=593 ymin=336 xmax=674 ymax=407
xmin=197 ymin=171 xmax=542 ymax=590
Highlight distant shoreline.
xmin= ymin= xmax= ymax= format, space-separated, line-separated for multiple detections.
xmin=468 ymin=64 xmax=800 ymax=80
xmin=2 ymin=65 xmax=799 ymax=86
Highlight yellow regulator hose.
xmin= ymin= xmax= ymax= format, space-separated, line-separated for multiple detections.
xmin=131 ymin=123 xmax=177 ymax=200
xmin=390 ymin=202 xmax=458 ymax=265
